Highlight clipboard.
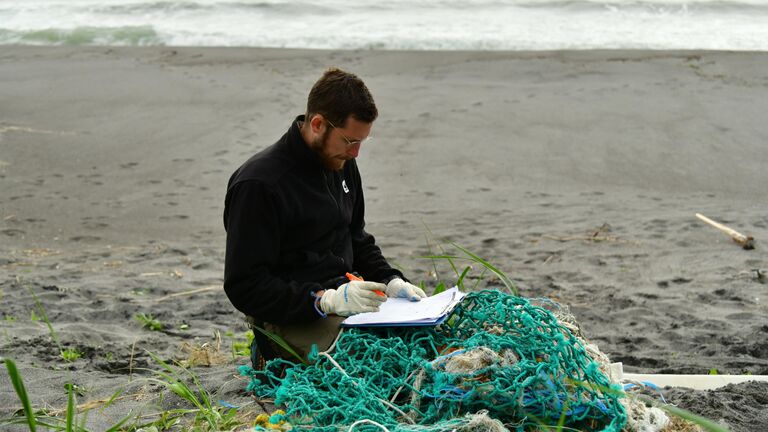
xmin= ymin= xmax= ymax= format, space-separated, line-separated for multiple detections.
xmin=341 ymin=287 xmax=465 ymax=327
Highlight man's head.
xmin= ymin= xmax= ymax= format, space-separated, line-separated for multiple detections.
xmin=301 ymin=68 xmax=377 ymax=171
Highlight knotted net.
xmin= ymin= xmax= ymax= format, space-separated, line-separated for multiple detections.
xmin=241 ymin=290 xmax=627 ymax=431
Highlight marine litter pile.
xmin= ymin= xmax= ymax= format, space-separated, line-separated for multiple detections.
xmin=242 ymin=290 xmax=672 ymax=431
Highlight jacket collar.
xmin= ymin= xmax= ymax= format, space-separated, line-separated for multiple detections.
xmin=284 ymin=115 xmax=325 ymax=169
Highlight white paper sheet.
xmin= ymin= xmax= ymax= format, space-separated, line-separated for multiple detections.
xmin=341 ymin=287 xmax=465 ymax=327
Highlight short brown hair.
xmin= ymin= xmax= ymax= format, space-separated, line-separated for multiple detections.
xmin=306 ymin=68 xmax=378 ymax=127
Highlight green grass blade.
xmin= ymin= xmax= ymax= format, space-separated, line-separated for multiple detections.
xmin=142 ymin=352 xmax=208 ymax=414
xmin=143 ymin=350 xmax=221 ymax=422
xmin=456 ymin=266 xmax=471 ymax=290
xmin=4 ymin=359 xmax=37 ymax=432
xmin=0 ymin=416 xmax=63 ymax=429
xmin=145 ymin=377 xmax=204 ymax=410
xmin=471 ymin=268 xmax=488 ymax=291
xmin=181 ymin=367 xmax=220 ymax=428
xmin=65 ymin=383 xmax=75 ymax=432
xmin=103 ymin=413 xmax=135 ymax=432
xmin=421 ymin=254 xmax=461 ymax=261
xmin=556 ymin=397 xmax=569 ymax=430
xmin=451 ymin=242 xmax=518 ymax=295
xmin=252 ymin=326 xmax=307 ymax=364
xmin=423 ymin=232 xmax=442 ymax=284
xmin=434 ymin=241 xmax=460 ymax=278
xmin=643 ymin=397 xmax=730 ymax=432
xmin=27 ymin=288 xmax=61 ymax=350
xmin=145 ymin=351 xmax=183 ymax=380
xmin=78 ymin=407 xmax=89 ymax=431
xmin=432 ymin=282 xmax=447 ymax=295
xmin=188 ymin=368 xmax=213 ymax=410
xmin=99 ymin=388 xmax=123 ymax=412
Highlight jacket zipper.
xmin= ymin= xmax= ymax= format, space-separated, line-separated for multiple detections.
xmin=322 ymin=170 xmax=346 ymax=266
xmin=322 ymin=170 xmax=341 ymax=217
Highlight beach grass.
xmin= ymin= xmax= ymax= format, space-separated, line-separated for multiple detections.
xmin=421 ymin=239 xmax=517 ymax=295
xmin=138 ymin=351 xmax=244 ymax=431
xmin=2 ymin=354 xmax=249 ymax=431
xmin=228 ymin=329 xmax=254 ymax=359
xmin=3 ymin=358 xmax=36 ymax=431
xmin=2 ymin=358 xmax=133 ymax=431
xmin=252 ymin=325 xmax=307 ymax=365
xmin=60 ymin=348 xmax=82 ymax=363
xmin=134 ymin=313 xmax=163 ymax=331
xmin=643 ymin=395 xmax=729 ymax=432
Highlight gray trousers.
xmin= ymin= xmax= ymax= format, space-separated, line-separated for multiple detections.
xmin=248 ymin=315 xmax=346 ymax=367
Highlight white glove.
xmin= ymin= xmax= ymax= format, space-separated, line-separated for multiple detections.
xmin=385 ymin=278 xmax=427 ymax=302
xmin=319 ymin=280 xmax=388 ymax=317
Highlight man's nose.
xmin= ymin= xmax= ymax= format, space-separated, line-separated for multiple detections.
xmin=347 ymin=143 xmax=361 ymax=158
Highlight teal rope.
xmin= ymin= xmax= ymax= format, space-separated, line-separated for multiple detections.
xmin=241 ymin=290 xmax=627 ymax=431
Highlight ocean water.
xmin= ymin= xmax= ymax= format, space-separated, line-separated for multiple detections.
xmin=1 ymin=0 xmax=767 ymax=50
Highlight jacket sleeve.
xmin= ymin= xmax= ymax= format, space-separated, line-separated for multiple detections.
xmin=349 ymin=167 xmax=406 ymax=284
xmin=223 ymin=180 xmax=322 ymax=325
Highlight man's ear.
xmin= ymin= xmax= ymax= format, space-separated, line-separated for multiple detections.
xmin=308 ymin=114 xmax=326 ymax=134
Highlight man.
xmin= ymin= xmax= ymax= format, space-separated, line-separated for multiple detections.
xmin=223 ymin=68 xmax=426 ymax=369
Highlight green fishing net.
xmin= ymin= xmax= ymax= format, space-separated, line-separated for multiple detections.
xmin=240 ymin=290 xmax=627 ymax=431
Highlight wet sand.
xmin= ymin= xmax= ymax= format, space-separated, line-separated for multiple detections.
xmin=1 ymin=46 xmax=767 ymax=430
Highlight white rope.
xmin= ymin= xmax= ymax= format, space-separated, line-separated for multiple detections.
xmin=390 ymin=368 xmax=419 ymax=403
xmin=348 ymin=419 xmax=391 ymax=432
xmin=319 ymin=327 xmax=344 ymax=355
xmin=320 ymin=351 xmax=351 ymax=378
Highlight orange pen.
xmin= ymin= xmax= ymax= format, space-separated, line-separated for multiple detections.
xmin=346 ymin=272 xmax=386 ymax=297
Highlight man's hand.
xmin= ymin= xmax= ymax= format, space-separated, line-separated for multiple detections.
xmin=385 ymin=278 xmax=427 ymax=302
xmin=319 ymin=281 xmax=387 ymax=317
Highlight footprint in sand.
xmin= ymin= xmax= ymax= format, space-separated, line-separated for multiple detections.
xmin=159 ymin=215 xmax=190 ymax=221
xmin=70 ymin=235 xmax=101 ymax=242
xmin=10 ymin=194 xmax=34 ymax=201
xmin=81 ymin=221 xmax=109 ymax=229
xmin=657 ymin=277 xmax=692 ymax=288
xmin=1 ymin=228 xmax=26 ymax=237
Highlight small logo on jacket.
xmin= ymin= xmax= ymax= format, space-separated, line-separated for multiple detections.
xmin=342 ymin=180 xmax=350 ymax=193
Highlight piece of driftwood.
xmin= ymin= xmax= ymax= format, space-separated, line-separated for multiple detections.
xmin=155 ymin=285 xmax=221 ymax=302
xmin=695 ymin=213 xmax=755 ymax=250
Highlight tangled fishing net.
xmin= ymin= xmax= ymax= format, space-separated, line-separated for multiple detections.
xmin=241 ymin=290 xmax=630 ymax=431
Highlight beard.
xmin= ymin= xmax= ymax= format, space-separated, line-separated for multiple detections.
xmin=310 ymin=129 xmax=346 ymax=171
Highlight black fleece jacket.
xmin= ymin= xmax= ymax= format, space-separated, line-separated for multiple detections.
xmin=223 ymin=116 xmax=404 ymax=325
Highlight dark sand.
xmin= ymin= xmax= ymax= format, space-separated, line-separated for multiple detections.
xmin=1 ymin=46 xmax=767 ymax=430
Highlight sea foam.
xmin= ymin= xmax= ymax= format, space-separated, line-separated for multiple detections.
xmin=1 ymin=0 xmax=767 ymax=50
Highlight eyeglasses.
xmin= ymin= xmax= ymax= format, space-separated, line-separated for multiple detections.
xmin=325 ymin=119 xmax=372 ymax=147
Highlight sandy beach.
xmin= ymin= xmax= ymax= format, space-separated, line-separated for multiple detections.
xmin=1 ymin=46 xmax=767 ymax=430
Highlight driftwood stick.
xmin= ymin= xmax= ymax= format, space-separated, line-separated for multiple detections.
xmin=695 ymin=213 xmax=755 ymax=250
xmin=155 ymin=285 xmax=221 ymax=302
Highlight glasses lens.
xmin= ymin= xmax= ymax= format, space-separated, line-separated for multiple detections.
xmin=328 ymin=119 xmax=370 ymax=146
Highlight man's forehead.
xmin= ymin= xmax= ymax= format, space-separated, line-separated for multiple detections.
xmin=344 ymin=116 xmax=373 ymax=130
